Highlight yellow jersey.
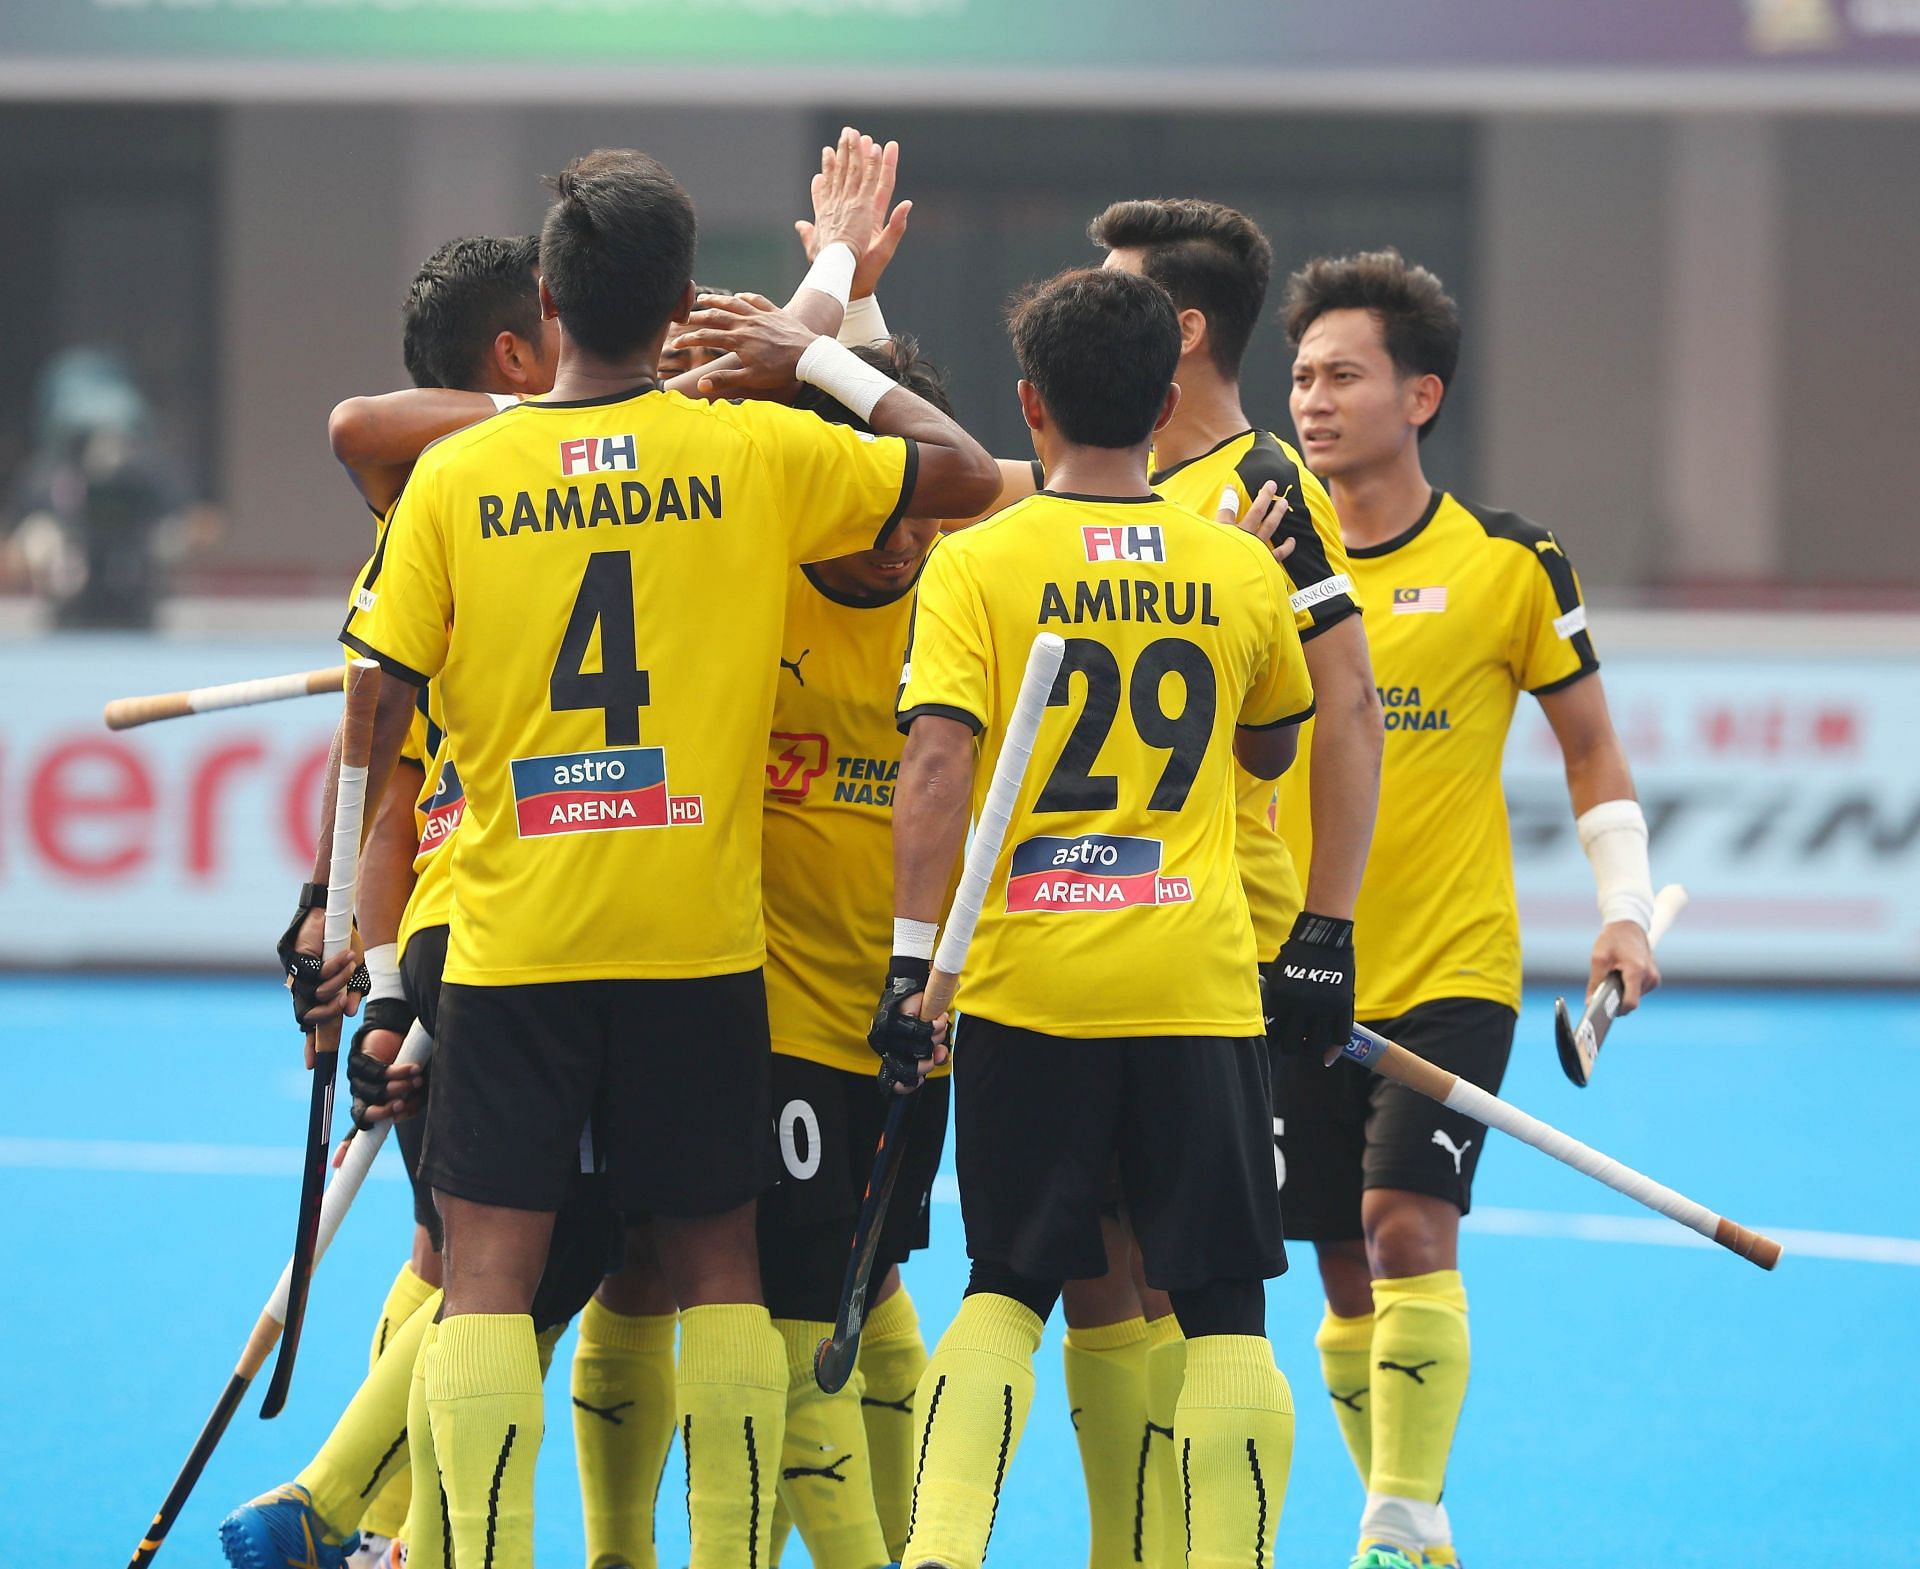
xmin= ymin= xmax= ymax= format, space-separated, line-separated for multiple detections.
xmin=897 ymin=491 xmax=1315 ymax=1038
xmin=763 ymin=565 xmax=953 ymax=1075
xmin=1276 ymin=490 xmax=1598 ymax=1017
xmin=345 ymin=500 xmax=434 ymax=771
xmin=397 ymin=686 xmax=460 ymax=956
xmin=1149 ymin=430 xmax=1358 ymax=957
xmin=344 ymin=386 xmax=917 ymax=986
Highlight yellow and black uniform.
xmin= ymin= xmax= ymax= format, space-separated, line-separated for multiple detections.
xmin=897 ymin=489 xmax=1313 ymax=1287
xmin=759 ymin=564 xmax=951 ymax=1318
xmin=897 ymin=488 xmax=1311 ymax=1569
xmin=1149 ymin=429 xmax=1357 ymax=959
xmin=1272 ymin=489 xmax=1598 ymax=1235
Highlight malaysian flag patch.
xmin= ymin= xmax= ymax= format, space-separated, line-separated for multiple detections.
xmin=1392 ymin=586 xmax=1448 ymax=614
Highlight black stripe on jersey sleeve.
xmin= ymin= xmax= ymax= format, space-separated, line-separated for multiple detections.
xmin=873 ymin=439 xmax=922 ymax=550
xmin=896 ymin=702 xmax=984 ymax=736
xmin=1462 ymin=498 xmax=1602 ymax=687
xmin=1240 ymin=700 xmax=1316 ymax=732
xmin=340 ymin=629 xmax=430 ymax=688
xmin=1298 ymin=601 xmax=1359 ymax=643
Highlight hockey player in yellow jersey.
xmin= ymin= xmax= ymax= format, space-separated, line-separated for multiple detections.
xmin=881 ymin=268 xmax=1315 ymax=1569
xmin=1069 ymin=196 xmax=1383 ymax=1569
xmin=293 ymin=141 xmax=1000 ymax=1569
xmin=757 ymin=338 xmax=961 ymax=1569
xmin=1274 ymin=250 xmax=1658 ymax=1569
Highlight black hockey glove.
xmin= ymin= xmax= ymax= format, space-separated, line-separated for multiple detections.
xmin=348 ymin=996 xmax=420 ymax=1129
xmin=276 ymin=883 xmax=370 ymax=1028
xmin=869 ymin=955 xmax=937 ymax=1094
xmin=1265 ymin=911 xmax=1355 ymax=1059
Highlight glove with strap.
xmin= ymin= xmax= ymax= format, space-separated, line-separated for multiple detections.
xmin=869 ymin=954 xmax=937 ymax=1094
xmin=1264 ymin=911 xmax=1355 ymax=1058
xmin=348 ymin=995 xmax=420 ymax=1129
xmin=276 ymin=882 xmax=371 ymax=1028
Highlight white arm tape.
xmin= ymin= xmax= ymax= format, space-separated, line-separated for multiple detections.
xmin=795 ymin=335 xmax=897 ymax=423
xmin=1577 ymin=799 xmax=1654 ymax=930
xmin=799 ymin=240 xmax=858 ymax=308
xmin=488 ymin=392 xmax=518 ymax=412
xmin=838 ymin=293 xmax=890 ymax=347
xmin=892 ymin=917 xmax=938 ymax=960
xmin=363 ymin=942 xmax=404 ymax=1003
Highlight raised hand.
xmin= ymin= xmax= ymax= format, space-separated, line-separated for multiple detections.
xmin=1220 ymin=480 xmax=1297 ymax=565
xmin=797 ymin=133 xmax=910 ymax=299
xmin=806 ymin=126 xmax=893 ymax=267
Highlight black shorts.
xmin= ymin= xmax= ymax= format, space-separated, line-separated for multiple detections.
xmin=953 ymin=1016 xmax=1284 ymax=1292
xmin=756 ymin=1055 xmax=950 ymax=1323
xmin=421 ymin=969 xmax=778 ymax=1220
xmin=397 ymin=925 xmax=450 ymax=1246
xmin=1271 ymin=996 xmax=1516 ymax=1241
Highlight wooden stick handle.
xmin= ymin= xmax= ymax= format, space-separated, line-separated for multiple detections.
xmin=104 ymin=666 xmax=346 ymax=730
xmin=234 ymin=1306 xmax=284 ymax=1381
xmin=1714 ymin=1217 xmax=1784 ymax=1271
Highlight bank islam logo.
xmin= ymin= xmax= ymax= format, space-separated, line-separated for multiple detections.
xmin=416 ymin=760 xmax=466 ymax=857
xmin=559 ymin=435 xmax=639 ymax=477
xmin=1006 ymin=833 xmax=1193 ymax=913
xmin=766 ymin=733 xmax=830 ymax=803
xmin=1082 ymin=524 xmax=1166 ymax=564
xmin=510 ymin=746 xmax=703 ymax=838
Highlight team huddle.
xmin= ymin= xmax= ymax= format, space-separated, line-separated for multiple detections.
xmin=219 ymin=127 xmax=1659 ymax=1569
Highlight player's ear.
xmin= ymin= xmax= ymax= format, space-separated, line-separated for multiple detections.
xmin=670 ymin=280 xmax=696 ymax=324
xmin=1152 ymin=380 xmax=1182 ymax=436
xmin=1406 ymin=372 xmax=1445 ymax=432
xmin=1176 ymin=307 xmax=1208 ymax=361
xmin=494 ymin=330 xmax=526 ymax=387
xmin=1016 ymin=378 xmax=1046 ymax=434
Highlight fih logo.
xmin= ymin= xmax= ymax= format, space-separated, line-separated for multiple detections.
xmin=766 ymin=733 xmax=830 ymax=803
xmin=1082 ymin=524 xmax=1166 ymax=564
xmin=559 ymin=435 xmax=638 ymax=477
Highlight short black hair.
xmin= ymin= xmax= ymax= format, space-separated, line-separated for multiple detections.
xmin=793 ymin=334 xmax=954 ymax=430
xmin=1088 ymin=198 xmax=1273 ymax=378
xmin=540 ymin=149 xmax=697 ymax=360
xmin=1282 ymin=248 xmax=1462 ymax=439
xmin=400 ymin=235 xmax=541 ymax=391
xmin=1008 ymin=268 xmax=1179 ymax=450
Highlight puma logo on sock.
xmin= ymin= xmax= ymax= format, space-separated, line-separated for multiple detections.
xmin=571 ymin=1396 xmax=634 ymax=1426
xmin=782 ymin=1453 xmax=852 ymax=1484
xmin=1328 ymin=1386 xmax=1368 ymax=1412
xmin=1378 ymin=1358 xmax=1439 ymax=1384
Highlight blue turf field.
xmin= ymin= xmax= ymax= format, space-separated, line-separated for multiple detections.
xmin=1 ymin=975 xmax=1914 ymax=1566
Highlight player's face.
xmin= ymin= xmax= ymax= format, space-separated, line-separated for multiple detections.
xmin=657 ymin=323 xmax=723 ymax=378
xmin=1289 ymin=308 xmax=1420 ymax=480
xmin=823 ymin=536 xmax=929 ymax=596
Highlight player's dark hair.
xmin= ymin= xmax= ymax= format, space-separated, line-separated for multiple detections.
xmin=1087 ymin=198 xmax=1273 ymax=378
xmin=1282 ymin=248 xmax=1462 ymax=440
xmin=1008 ymin=267 xmax=1179 ymax=450
xmin=540 ymin=149 xmax=697 ymax=360
xmin=793 ymin=335 xmax=954 ymax=430
xmin=400 ymin=235 xmax=542 ymax=391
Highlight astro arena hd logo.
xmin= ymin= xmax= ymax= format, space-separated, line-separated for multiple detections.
xmin=509 ymin=746 xmax=704 ymax=838
xmin=1006 ymin=833 xmax=1193 ymax=913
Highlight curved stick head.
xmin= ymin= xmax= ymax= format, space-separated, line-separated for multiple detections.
xmin=1553 ymin=996 xmax=1592 ymax=1087
xmin=814 ymin=1335 xmax=856 ymax=1394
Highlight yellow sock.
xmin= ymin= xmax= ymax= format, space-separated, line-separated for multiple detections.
xmin=427 ymin=1313 xmax=544 ymax=1569
xmin=678 ymin=1303 xmax=788 ymax=1569
xmin=901 ymin=1294 xmax=1043 ymax=1569
xmin=857 ymin=1287 xmax=928 ymax=1561
xmin=1368 ymin=1271 xmax=1469 ymax=1509
xmin=400 ymin=1319 xmax=447 ymax=1569
xmin=1314 ymin=1305 xmax=1375 ymax=1489
xmin=296 ymin=1289 xmax=440 ymax=1539
xmin=573 ymin=1299 xmax=678 ymax=1569
xmin=773 ymin=1318 xmax=889 ymax=1569
xmin=369 ymin=1261 xmax=438 ymax=1370
xmin=1062 ymin=1316 xmax=1150 ymax=1569
xmin=1175 ymin=1335 xmax=1293 ymax=1569
xmin=1143 ymin=1314 xmax=1186 ymax=1569
xmin=769 ymin=1493 xmax=793 ymax=1567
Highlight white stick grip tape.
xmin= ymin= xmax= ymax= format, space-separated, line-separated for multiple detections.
xmin=266 ymin=1021 xmax=434 ymax=1323
xmin=322 ymin=764 xmax=367 ymax=961
xmin=933 ymin=633 xmax=1066 ymax=979
xmin=188 ymin=670 xmax=330 ymax=715
xmin=1648 ymin=883 xmax=1689 ymax=947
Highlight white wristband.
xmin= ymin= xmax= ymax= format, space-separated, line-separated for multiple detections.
xmin=487 ymin=392 xmax=519 ymax=412
xmin=837 ymin=293 xmax=890 ymax=347
xmin=364 ymin=942 xmax=405 ymax=1003
xmin=795 ymin=335 xmax=898 ymax=423
xmin=798 ymin=240 xmax=858 ymax=308
xmin=1577 ymin=799 xmax=1655 ymax=930
xmin=892 ymin=917 xmax=938 ymax=960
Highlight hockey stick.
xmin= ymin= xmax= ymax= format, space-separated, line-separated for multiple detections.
xmin=1554 ymin=882 xmax=1689 ymax=1087
xmin=126 ymin=1021 xmax=434 ymax=1566
xmin=259 ymin=658 xmax=380 ymax=1419
xmin=1341 ymin=1023 xmax=1781 ymax=1270
xmin=104 ymin=666 xmax=347 ymax=730
xmin=815 ymin=631 xmax=1067 ymax=1394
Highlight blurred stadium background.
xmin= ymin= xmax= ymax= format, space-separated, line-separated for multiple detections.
xmin=1 ymin=3 xmax=1916 ymax=1565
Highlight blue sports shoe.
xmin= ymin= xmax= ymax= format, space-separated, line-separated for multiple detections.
xmin=219 ymin=1483 xmax=360 ymax=1569
xmin=1349 ymin=1548 xmax=1421 ymax=1569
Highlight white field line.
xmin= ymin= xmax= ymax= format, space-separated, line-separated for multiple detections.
xmin=5 ymin=1138 xmax=1911 ymax=1267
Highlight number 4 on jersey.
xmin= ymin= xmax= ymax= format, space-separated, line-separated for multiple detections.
xmin=551 ymin=551 xmax=650 ymax=746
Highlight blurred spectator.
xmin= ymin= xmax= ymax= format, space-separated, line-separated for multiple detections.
xmin=2 ymin=348 xmax=218 ymax=628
